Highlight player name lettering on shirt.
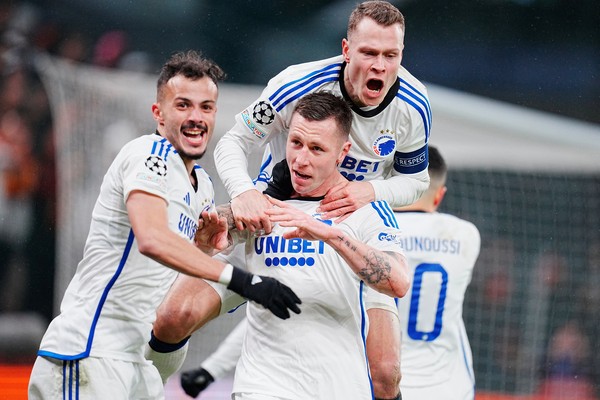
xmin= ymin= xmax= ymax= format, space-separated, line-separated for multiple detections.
xmin=178 ymin=213 xmax=198 ymax=241
xmin=399 ymin=236 xmax=460 ymax=254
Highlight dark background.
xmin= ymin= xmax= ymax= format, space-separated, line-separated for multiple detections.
xmin=23 ymin=0 xmax=600 ymax=124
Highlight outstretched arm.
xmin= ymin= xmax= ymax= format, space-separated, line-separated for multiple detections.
xmin=266 ymin=197 xmax=410 ymax=298
xmin=127 ymin=190 xmax=301 ymax=319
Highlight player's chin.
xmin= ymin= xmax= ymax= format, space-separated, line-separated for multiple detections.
xmin=362 ymin=91 xmax=385 ymax=106
xmin=182 ymin=147 xmax=207 ymax=161
xmin=291 ymin=179 xmax=311 ymax=195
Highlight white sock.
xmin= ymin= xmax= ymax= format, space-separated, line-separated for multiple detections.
xmin=145 ymin=336 xmax=189 ymax=384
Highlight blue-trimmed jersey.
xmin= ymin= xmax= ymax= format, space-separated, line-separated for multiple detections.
xmin=232 ymin=199 xmax=404 ymax=400
xmin=37 ymin=133 xmax=215 ymax=363
xmin=395 ymin=211 xmax=480 ymax=398
xmin=215 ymin=55 xmax=430 ymax=206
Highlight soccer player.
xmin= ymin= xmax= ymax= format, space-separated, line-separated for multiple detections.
xmin=180 ymin=146 xmax=479 ymax=400
xmin=218 ymin=0 xmax=430 ymax=234
xmin=395 ymin=145 xmax=480 ymax=399
xmin=206 ymin=92 xmax=410 ymax=399
xmin=149 ymin=3 xmax=430 ymax=398
xmin=27 ymin=50 xmax=300 ymax=400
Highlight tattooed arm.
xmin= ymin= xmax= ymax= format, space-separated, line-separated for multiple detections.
xmin=216 ymin=203 xmax=236 ymax=231
xmin=266 ymin=197 xmax=410 ymax=298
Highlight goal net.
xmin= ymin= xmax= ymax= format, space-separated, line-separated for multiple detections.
xmin=35 ymin=52 xmax=600 ymax=397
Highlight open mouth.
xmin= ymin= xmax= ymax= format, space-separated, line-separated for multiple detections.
xmin=294 ymin=170 xmax=311 ymax=180
xmin=182 ymin=122 xmax=208 ymax=139
xmin=366 ymin=78 xmax=383 ymax=93
xmin=183 ymin=129 xmax=205 ymax=138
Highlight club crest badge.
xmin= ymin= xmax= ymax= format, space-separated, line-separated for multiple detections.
xmin=372 ymin=132 xmax=396 ymax=156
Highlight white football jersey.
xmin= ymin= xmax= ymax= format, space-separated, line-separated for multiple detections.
xmin=395 ymin=211 xmax=480 ymax=399
xmin=38 ymin=133 xmax=215 ymax=363
xmin=232 ymin=200 xmax=404 ymax=400
xmin=215 ymin=55 xmax=431 ymax=207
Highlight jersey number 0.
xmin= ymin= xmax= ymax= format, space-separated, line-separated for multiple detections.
xmin=407 ymin=263 xmax=448 ymax=342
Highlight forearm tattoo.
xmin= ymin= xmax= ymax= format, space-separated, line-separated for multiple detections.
xmin=337 ymin=235 xmax=392 ymax=284
xmin=359 ymin=250 xmax=392 ymax=284
xmin=216 ymin=203 xmax=235 ymax=230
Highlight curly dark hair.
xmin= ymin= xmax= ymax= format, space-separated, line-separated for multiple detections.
xmin=156 ymin=50 xmax=225 ymax=95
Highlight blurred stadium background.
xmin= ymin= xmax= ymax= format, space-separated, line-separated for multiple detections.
xmin=0 ymin=1 xmax=598 ymax=399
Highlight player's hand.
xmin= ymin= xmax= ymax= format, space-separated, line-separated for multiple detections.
xmin=180 ymin=367 xmax=215 ymax=398
xmin=318 ymin=181 xmax=375 ymax=222
xmin=194 ymin=210 xmax=230 ymax=253
xmin=266 ymin=196 xmax=335 ymax=242
xmin=227 ymin=267 xmax=301 ymax=319
xmin=230 ymin=189 xmax=273 ymax=234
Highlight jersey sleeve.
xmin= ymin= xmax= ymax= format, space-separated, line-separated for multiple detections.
xmin=215 ymin=57 xmax=343 ymax=200
xmin=121 ymin=144 xmax=169 ymax=203
xmin=371 ymin=70 xmax=432 ymax=207
xmin=348 ymin=200 xmax=405 ymax=255
xmin=214 ymin=72 xmax=297 ymax=200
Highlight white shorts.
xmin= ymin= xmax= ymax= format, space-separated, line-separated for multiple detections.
xmin=28 ymin=355 xmax=164 ymax=400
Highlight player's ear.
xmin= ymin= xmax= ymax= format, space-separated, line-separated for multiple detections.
xmin=342 ymin=38 xmax=350 ymax=63
xmin=337 ymin=141 xmax=351 ymax=165
xmin=152 ymin=103 xmax=164 ymax=124
xmin=433 ymin=186 xmax=447 ymax=208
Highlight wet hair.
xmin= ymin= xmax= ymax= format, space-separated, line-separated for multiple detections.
xmin=293 ymin=92 xmax=353 ymax=139
xmin=427 ymin=145 xmax=447 ymax=186
xmin=156 ymin=50 xmax=225 ymax=97
xmin=347 ymin=1 xmax=405 ymax=37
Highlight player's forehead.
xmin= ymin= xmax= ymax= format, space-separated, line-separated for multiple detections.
xmin=349 ymin=17 xmax=404 ymax=45
xmin=160 ymin=75 xmax=218 ymax=102
xmin=288 ymin=114 xmax=340 ymax=146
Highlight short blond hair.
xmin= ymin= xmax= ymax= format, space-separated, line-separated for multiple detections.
xmin=347 ymin=1 xmax=405 ymax=38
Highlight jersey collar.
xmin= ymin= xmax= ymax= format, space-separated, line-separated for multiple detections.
xmin=339 ymin=62 xmax=399 ymax=118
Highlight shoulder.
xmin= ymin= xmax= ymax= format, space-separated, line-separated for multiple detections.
xmin=441 ymin=213 xmax=480 ymax=237
xmin=421 ymin=212 xmax=481 ymax=242
xmin=397 ymin=65 xmax=428 ymax=97
xmin=266 ymin=55 xmax=343 ymax=93
xmin=114 ymin=134 xmax=160 ymax=163
xmin=347 ymin=200 xmax=399 ymax=229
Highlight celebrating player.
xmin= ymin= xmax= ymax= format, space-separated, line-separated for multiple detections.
xmin=394 ymin=145 xmax=480 ymax=399
xmin=206 ymin=92 xmax=409 ymax=399
xmin=149 ymin=3 xmax=430 ymax=398
xmin=179 ymin=146 xmax=479 ymax=400
xmin=27 ymin=50 xmax=300 ymax=400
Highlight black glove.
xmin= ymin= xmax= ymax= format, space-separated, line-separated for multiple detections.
xmin=180 ymin=367 xmax=214 ymax=398
xmin=227 ymin=267 xmax=302 ymax=319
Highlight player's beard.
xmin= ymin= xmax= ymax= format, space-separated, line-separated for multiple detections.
xmin=181 ymin=121 xmax=209 ymax=160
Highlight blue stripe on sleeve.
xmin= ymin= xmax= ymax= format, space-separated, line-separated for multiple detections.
xmin=273 ymin=75 xmax=340 ymax=112
xmin=397 ymin=79 xmax=432 ymax=141
xmin=370 ymin=201 xmax=398 ymax=228
xmin=269 ymin=62 xmax=342 ymax=107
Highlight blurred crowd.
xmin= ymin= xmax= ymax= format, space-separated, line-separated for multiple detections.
xmin=0 ymin=2 xmax=155 ymax=324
